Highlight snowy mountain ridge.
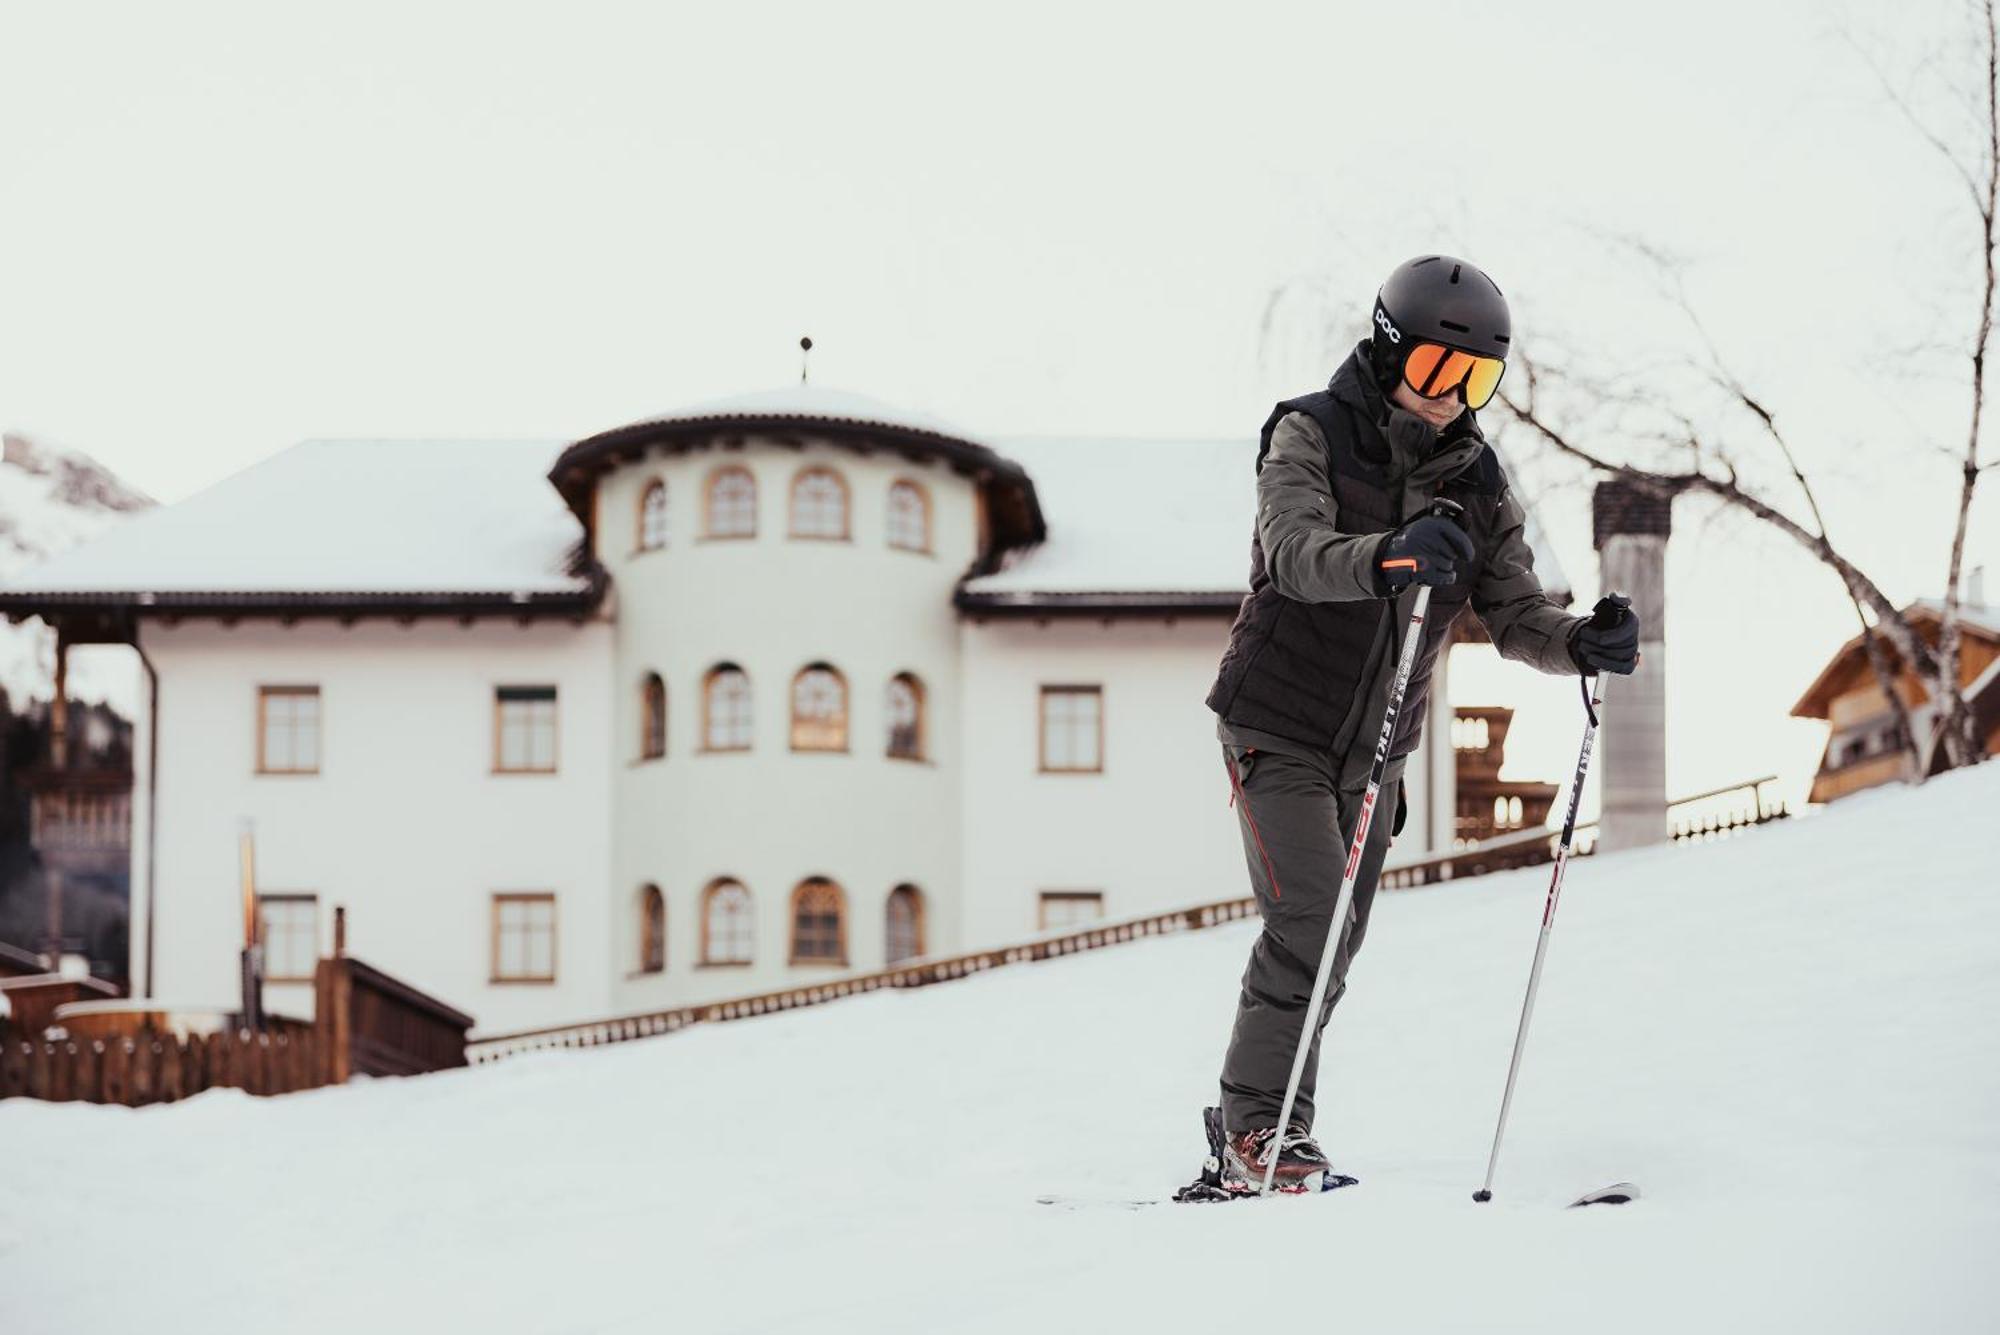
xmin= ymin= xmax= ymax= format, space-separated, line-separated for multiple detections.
xmin=0 ymin=431 xmax=152 ymax=710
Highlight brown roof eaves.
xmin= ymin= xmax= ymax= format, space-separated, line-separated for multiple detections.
xmin=550 ymin=412 xmax=1047 ymax=559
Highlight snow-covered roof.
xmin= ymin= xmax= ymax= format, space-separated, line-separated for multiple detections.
xmin=959 ymin=436 xmax=1573 ymax=610
xmin=621 ymin=384 xmax=981 ymax=445
xmin=0 ymin=439 xmax=591 ymax=609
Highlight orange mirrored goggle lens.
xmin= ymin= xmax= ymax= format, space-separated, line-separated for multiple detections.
xmin=1402 ymin=343 xmax=1506 ymax=410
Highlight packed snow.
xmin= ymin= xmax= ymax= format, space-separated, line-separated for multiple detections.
xmin=5 ymin=763 xmax=1999 ymax=1332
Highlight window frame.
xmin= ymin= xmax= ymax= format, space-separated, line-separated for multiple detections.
xmin=1037 ymin=890 xmax=1106 ymax=932
xmin=703 ymin=464 xmax=759 ymax=541
xmin=700 ymin=878 xmax=755 ymax=967
xmin=493 ymin=685 xmax=560 ymax=775
xmin=257 ymin=893 xmax=319 ymax=983
xmin=886 ymin=477 xmax=933 ymax=554
xmin=885 ymin=672 xmax=926 ymax=762
xmin=640 ymin=672 xmax=667 ymax=762
xmin=256 ymin=685 xmax=322 ymax=776
xmin=490 ymin=892 xmax=558 ymax=985
xmin=637 ymin=478 xmax=669 ymax=552
xmin=639 ymin=883 xmax=666 ymax=975
xmin=788 ymin=877 xmax=849 ymax=967
xmin=1037 ymin=684 xmax=1104 ymax=774
xmin=701 ymin=664 xmax=754 ymax=753
xmin=787 ymin=465 xmax=852 ymax=542
xmin=790 ymin=663 xmax=849 ymax=753
xmin=885 ymin=884 xmax=925 ymax=965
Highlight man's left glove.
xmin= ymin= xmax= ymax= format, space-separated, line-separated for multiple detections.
xmin=1569 ymin=593 xmax=1641 ymax=675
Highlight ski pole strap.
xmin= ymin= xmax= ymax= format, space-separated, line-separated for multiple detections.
xmin=1580 ymin=673 xmax=1599 ymax=728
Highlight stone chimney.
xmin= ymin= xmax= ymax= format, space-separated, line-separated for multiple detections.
xmin=1592 ymin=479 xmax=1674 ymax=851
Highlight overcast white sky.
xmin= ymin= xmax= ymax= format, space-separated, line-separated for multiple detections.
xmin=3 ymin=0 xmax=1995 ymax=803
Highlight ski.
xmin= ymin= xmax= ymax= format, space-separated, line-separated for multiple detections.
xmin=1568 ymin=1181 xmax=1640 ymax=1208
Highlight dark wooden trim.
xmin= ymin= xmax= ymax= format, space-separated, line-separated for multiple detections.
xmin=957 ymin=589 xmax=1245 ymax=617
xmin=0 ymin=585 xmax=603 ymax=623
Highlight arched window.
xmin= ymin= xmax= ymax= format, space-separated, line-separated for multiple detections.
xmin=790 ymin=877 xmax=847 ymax=965
xmin=789 ymin=467 xmax=849 ymax=540
xmin=886 ymin=673 xmax=925 ymax=760
xmin=791 ymin=664 xmax=848 ymax=752
xmin=885 ymin=884 xmax=924 ymax=965
xmin=640 ymin=884 xmax=666 ymax=974
xmin=638 ymin=480 xmax=668 ymax=551
xmin=705 ymin=466 xmax=758 ymax=539
xmin=704 ymin=664 xmax=753 ymax=751
xmin=702 ymin=879 xmax=753 ymax=965
xmin=886 ymin=479 xmax=930 ymax=552
xmin=640 ymin=673 xmax=667 ymax=760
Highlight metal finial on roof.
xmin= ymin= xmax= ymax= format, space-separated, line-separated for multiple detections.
xmin=800 ymin=336 xmax=813 ymax=385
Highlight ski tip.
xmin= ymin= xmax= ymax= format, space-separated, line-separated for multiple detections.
xmin=1568 ymin=1182 xmax=1640 ymax=1208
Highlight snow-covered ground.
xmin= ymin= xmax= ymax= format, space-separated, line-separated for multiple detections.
xmin=5 ymin=765 xmax=1999 ymax=1334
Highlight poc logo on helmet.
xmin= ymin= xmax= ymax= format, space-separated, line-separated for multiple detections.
xmin=1374 ymin=306 xmax=1401 ymax=344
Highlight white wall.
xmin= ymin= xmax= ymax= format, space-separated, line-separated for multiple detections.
xmin=133 ymin=618 xmax=614 ymax=1034
xmin=957 ymin=616 xmax=1456 ymax=945
xmin=595 ymin=438 xmax=977 ymax=1008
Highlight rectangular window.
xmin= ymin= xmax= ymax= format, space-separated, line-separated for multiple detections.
xmin=1039 ymin=685 xmax=1103 ymax=772
xmin=258 ymin=686 xmax=321 ymax=774
xmin=495 ymin=686 xmax=558 ymax=773
xmin=492 ymin=893 xmax=557 ymax=983
xmin=258 ymin=894 xmax=319 ymax=982
xmin=1038 ymin=891 xmax=1105 ymax=931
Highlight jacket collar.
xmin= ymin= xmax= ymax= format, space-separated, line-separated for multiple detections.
xmin=1327 ymin=340 xmax=1485 ymax=485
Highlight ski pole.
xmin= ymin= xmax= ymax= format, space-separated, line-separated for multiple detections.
xmin=1471 ymin=597 xmax=1628 ymax=1203
xmin=1260 ymin=496 xmax=1464 ymax=1196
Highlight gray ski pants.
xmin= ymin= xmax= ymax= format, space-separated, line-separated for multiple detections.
xmin=1217 ymin=740 xmax=1405 ymax=1135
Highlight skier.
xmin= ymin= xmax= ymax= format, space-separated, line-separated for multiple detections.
xmin=1201 ymin=254 xmax=1641 ymax=1192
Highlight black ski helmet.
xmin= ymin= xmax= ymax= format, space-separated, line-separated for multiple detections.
xmin=1369 ymin=255 xmax=1511 ymax=387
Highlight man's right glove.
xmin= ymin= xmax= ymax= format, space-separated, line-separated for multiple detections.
xmin=1570 ymin=593 xmax=1641 ymax=674
xmin=1376 ymin=514 xmax=1475 ymax=594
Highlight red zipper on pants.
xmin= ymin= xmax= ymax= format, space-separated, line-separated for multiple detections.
xmin=1224 ymin=747 xmax=1282 ymax=901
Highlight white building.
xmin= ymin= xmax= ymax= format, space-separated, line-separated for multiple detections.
xmin=0 ymin=388 xmax=1566 ymax=1034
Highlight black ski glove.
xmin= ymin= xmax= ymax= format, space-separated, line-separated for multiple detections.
xmin=1569 ymin=594 xmax=1641 ymax=675
xmin=1376 ymin=514 xmax=1475 ymax=594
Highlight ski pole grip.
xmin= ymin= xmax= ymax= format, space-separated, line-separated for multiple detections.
xmin=1428 ymin=496 xmax=1467 ymax=526
xmin=1590 ymin=592 xmax=1632 ymax=630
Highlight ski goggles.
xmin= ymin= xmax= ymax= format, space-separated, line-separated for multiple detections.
xmin=1400 ymin=342 xmax=1506 ymax=410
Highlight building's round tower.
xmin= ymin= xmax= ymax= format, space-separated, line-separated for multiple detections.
xmin=548 ymin=387 xmax=1042 ymax=1006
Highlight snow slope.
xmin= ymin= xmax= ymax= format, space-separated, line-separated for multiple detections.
xmin=4 ymin=766 xmax=1999 ymax=1334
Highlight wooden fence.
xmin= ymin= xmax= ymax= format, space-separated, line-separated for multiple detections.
xmin=0 ymin=1028 xmax=326 ymax=1104
xmin=1 ymin=910 xmax=472 ymax=1106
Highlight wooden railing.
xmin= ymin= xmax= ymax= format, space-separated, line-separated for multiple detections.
xmin=469 ymin=897 xmax=1262 ymax=1063
xmin=470 ymin=775 xmax=1795 ymax=1065
xmin=317 ymin=951 xmax=473 ymax=1080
